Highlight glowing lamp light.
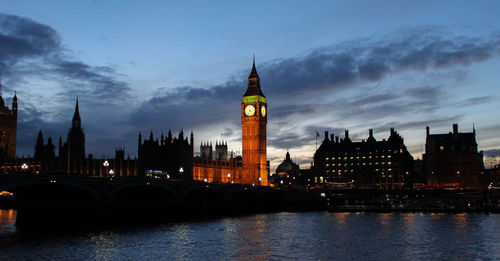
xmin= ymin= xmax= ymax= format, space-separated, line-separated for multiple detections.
xmin=179 ymin=167 xmax=184 ymax=173
xmin=21 ymin=163 xmax=28 ymax=170
xmin=204 ymin=178 xmax=208 ymax=182
xmin=103 ymin=160 xmax=109 ymax=167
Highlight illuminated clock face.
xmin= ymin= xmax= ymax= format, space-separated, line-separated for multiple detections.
xmin=245 ymin=105 xmax=255 ymax=116
xmin=261 ymin=106 xmax=266 ymax=117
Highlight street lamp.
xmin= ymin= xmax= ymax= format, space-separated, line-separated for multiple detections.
xmin=179 ymin=167 xmax=184 ymax=178
xmin=109 ymin=169 xmax=114 ymax=177
xmin=258 ymin=176 xmax=262 ymax=186
xmin=103 ymin=160 xmax=109 ymax=177
xmin=21 ymin=163 xmax=28 ymax=172
xmin=227 ymin=173 xmax=231 ymax=183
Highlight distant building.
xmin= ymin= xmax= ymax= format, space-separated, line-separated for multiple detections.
xmin=424 ymin=124 xmax=484 ymax=189
xmin=269 ymin=151 xmax=305 ymax=189
xmin=313 ymin=128 xmax=414 ymax=189
xmin=0 ymin=79 xmax=17 ymax=161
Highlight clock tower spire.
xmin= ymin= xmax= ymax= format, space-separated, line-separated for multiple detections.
xmin=241 ymin=58 xmax=268 ymax=186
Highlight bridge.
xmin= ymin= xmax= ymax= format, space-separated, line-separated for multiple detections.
xmin=0 ymin=173 xmax=323 ymax=226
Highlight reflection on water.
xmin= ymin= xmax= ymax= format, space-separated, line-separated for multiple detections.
xmin=0 ymin=209 xmax=16 ymax=235
xmin=1 ymin=210 xmax=500 ymax=260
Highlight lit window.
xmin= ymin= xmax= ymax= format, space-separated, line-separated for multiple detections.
xmin=388 ymin=162 xmax=392 ymax=165
xmin=350 ymin=157 xmax=353 ymax=160
xmin=440 ymin=146 xmax=444 ymax=151
xmin=362 ymin=156 xmax=366 ymax=159
xmin=350 ymin=170 xmax=354 ymax=172
xmin=375 ymin=169 xmax=379 ymax=171
xmin=363 ymin=163 xmax=366 ymax=165
xmin=369 ymin=156 xmax=372 ymax=159
xmin=326 ymin=164 xmax=329 ymax=167
xmin=388 ymin=155 xmax=391 ymax=158
xmin=388 ymin=168 xmax=392 ymax=171
xmin=344 ymin=157 xmax=347 ymax=160
xmin=375 ymin=162 xmax=379 ymax=165
xmin=325 ymin=158 xmax=329 ymax=161
xmin=381 ymin=156 xmax=385 ymax=158
xmin=333 ymin=163 xmax=336 ymax=166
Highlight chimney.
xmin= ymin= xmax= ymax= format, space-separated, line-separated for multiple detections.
xmin=453 ymin=124 xmax=458 ymax=134
xmin=345 ymin=130 xmax=349 ymax=139
xmin=369 ymin=129 xmax=373 ymax=137
xmin=335 ymin=136 xmax=339 ymax=143
xmin=426 ymin=126 xmax=430 ymax=136
xmin=330 ymin=134 xmax=334 ymax=141
xmin=324 ymin=131 xmax=329 ymax=140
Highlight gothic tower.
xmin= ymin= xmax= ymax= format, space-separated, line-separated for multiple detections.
xmin=0 ymin=78 xmax=17 ymax=160
xmin=241 ymin=59 xmax=268 ymax=185
xmin=67 ymin=98 xmax=85 ymax=173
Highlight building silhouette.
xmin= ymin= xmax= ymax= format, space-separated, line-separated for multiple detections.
xmin=137 ymin=129 xmax=193 ymax=180
xmin=424 ymin=124 xmax=484 ymax=189
xmin=313 ymin=128 xmax=414 ymax=189
xmin=193 ymin=60 xmax=268 ymax=185
xmin=0 ymin=79 xmax=17 ymax=161
xmin=269 ymin=151 xmax=305 ymax=189
xmin=32 ymin=99 xmax=138 ymax=176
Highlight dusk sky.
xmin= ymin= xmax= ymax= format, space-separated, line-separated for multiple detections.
xmin=1 ymin=1 xmax=500 ymax=172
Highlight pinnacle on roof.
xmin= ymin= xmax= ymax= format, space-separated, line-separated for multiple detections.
xmin=244 ymin=57 xmax=264 ymax=97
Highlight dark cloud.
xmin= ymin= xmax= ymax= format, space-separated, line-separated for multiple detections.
xmin=4 ymin=14 xmax=500 ymax=158
xmin=484 ymin=149 xmax=500 ymax=158
xmin=132 ymin=28 xmax=500 ymax=136
xmin=456 ymin=96 xmax=493 ymax=107
xmin=0 ymin=13 xmax=130 ymax=102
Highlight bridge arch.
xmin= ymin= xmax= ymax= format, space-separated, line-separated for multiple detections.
xmin=183 ymin=185 xmax=227 ymax=216
xmin=108 ymin=184 xmax=178 ymax=206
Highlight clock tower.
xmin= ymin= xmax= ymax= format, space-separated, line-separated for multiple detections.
xmin=241 ymin=59 xmax=268 ymax=186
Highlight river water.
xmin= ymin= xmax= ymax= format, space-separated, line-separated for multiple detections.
xmin=1 ymin=209 xmax=500 ymax=260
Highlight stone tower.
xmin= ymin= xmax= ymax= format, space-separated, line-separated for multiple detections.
xmin=0 ymin=78 xmax=17 ymax=160
xmin=241 ymin=59 xmax=268 ymax=186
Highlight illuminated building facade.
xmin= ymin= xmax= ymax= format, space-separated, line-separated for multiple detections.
xmin=193 ymin=60 xmax=268 ymax=186
xmin=313 ymin=128 xmax=414 ymax=189
xmin=0 ymin=79 xmax=17 ymax=161
xmin=424 ymin=124 xmax=484 ymax=189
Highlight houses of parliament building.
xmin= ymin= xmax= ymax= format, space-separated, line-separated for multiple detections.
xmin=0 ymin=61 xmax=269 ymax=186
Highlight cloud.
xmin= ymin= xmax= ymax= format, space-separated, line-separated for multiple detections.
xmin=0 ymin=13 xmax=130 ymax=103
xmin=484 ymin=149 xmax=500 ymax=158
xmin=3 ymin=14 xmax=500 ymax=161
xmin=0 ymin=13 xmax=135 ymax=156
